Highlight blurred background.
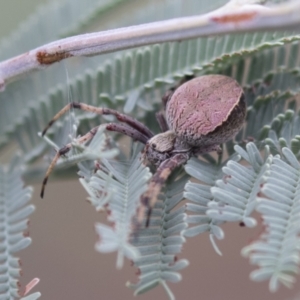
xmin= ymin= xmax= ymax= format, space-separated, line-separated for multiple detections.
xmin=0 ymin=1 xmax=299 ymax=300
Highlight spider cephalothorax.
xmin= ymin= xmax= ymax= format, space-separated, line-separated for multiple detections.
xmin=40 ymin=74 xmax=246 ymax=225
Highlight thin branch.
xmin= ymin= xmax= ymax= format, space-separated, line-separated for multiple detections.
xmin=0 ymin=0 xmax=299 ymax=91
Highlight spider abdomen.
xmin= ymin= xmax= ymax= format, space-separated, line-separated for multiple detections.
xmin=166 ymin=75 xmax=246 ymax=147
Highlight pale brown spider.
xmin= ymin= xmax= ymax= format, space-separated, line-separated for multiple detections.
xmin=40 ymin=75 xmax=246 ymax=225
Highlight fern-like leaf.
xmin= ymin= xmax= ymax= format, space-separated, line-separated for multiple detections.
xmin=244 ymin=69 xmax=300 ymax=142
xmin=183 ymin=157 xmax=228 ymax=255
xmin=0 ymin=156 xmax=35 ymax=299
xmin=128 ymin=170 xmax=189 ymax=299
xmin=264 ymin=109 xmax=300 ymax=158
xmin=207 ymin=143 xmax=271 ymax=227
xmin=242 ymin=147 xmax=300 ymax=292
xmin=20 ymin=293 xmax=41 ymax=300
xmin=80 ymin=145 xmax=151 ymax=268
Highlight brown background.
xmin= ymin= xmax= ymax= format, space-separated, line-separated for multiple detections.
xmin=1 ymin=1 xmax=300 ymax=299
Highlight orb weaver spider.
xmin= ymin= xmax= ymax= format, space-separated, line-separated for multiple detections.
xmin=40 ymin=74 xmax=246 ymax=225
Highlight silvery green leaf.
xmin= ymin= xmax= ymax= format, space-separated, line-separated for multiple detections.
xmin=242 ymin=148 xmax=300 ymax=292
xmin=128 ymin=171 xmax=189 ymax=298
xmin=0 ymin=156 xmax=34 ymax=299
xmin=208 ymin=143 xmax=272 ymax=227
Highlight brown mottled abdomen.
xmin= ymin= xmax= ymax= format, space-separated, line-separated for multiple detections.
xmin=166 ymin=75 xmax=246 ymax=147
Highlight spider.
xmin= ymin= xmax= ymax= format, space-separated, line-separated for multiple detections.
xmin=40 ymin=74 xmax=246 ymax=225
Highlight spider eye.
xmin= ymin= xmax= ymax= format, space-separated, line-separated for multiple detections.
xmin=151 ymin=143 xmax=156 ymax=149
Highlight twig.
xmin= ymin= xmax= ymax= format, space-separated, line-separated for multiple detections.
xmin=0 ymin=0 xmax=299 ymax=91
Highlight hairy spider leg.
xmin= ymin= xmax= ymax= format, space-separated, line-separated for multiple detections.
xmin=40 ymin=123 xmax=149 ymax=198
xmin=41 ymin=126 xmax=99 ymax=198
xmin=155 ymin=111 xmax=169 ymax=132
xmin=106 ymin=123 xmax=149 ymax=144
xmin=41 ymin=102 xmax=154 ymax=138
xmin=139 ymin=152 xmax=190 ymax=226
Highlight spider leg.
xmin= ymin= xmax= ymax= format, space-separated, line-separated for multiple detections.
xmin=155 ymin=111 xmax=169 ymax=132
xmin=40 ymin=125 xmax=100 ymax=198
xmin=40 ymin=123 xmax=148 ymax=198
xmin=106 ymin=123 xmax=148 ymax=144
xmin=138 ymin=152 xmax=190 ymax=226
xmin=42 ymin=102 xmax=154 ymax=138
